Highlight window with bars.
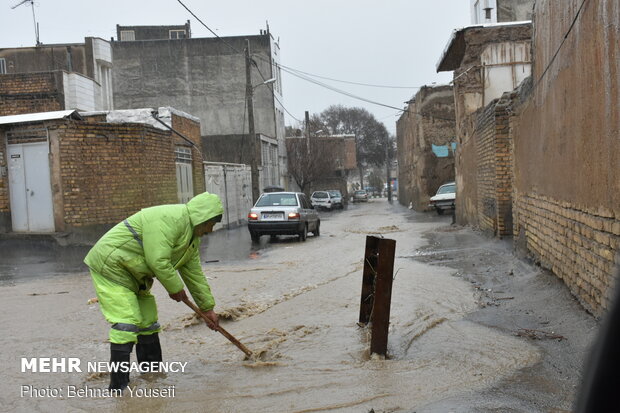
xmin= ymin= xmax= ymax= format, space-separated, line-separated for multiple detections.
xmin=169 ymin=30 xmax=187 ymax=39
xmin=120 ymin=30 xmax=135 ymax=41
xmin=175 ymin=147 xmax=192 ymax=163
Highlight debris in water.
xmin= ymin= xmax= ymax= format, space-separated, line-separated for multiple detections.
xmin=515 ymin=328 xmax=566 ymax=341
xmin=162 ymin=313 xmax=202 ymax=331
xmin=85 ymin=371 xmax=108 ymax=381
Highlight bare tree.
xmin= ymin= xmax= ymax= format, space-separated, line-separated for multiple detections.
xmin=286 ymin=138 xmax=338 ymax=194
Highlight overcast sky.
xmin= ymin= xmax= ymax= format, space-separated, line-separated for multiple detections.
xmin=0 ymin=0 xmax=470 ymax=134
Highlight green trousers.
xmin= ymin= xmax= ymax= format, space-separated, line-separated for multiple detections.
xmin=90 ymin=270 xmax=161 ymax=344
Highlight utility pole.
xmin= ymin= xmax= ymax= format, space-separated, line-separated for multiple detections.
xmin=305 ymin=110 xmax=311 ymax=154
xmin=245 ymin=39 xmax=260 ymax=203
xmin=386 ymin=136 xmax=392 ymax=202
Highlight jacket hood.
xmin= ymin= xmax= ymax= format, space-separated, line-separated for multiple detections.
xmin=186 ymin=192 xmax=224 ymax=227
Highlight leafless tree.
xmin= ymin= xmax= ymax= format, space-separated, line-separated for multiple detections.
xmin=285 ymin=138 xmax=338 ymax=194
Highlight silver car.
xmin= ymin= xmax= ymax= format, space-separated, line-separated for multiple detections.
xmin=248 ymin=192 xmax=320 ymax=242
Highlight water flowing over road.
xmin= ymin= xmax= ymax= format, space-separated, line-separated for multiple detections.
xmin=0 ymin=199 xmax=594 ymax=412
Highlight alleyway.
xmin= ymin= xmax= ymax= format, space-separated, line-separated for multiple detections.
xmin=1 ymin=199 xmax=597 ymax=412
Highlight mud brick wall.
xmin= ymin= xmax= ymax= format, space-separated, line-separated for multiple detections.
xmin=514 ymin=193 xmax=619 ymax=313
xmin=0 ymin=72 xmax=64 ymax=116
xmin=0 ymin=148 xmax=8 ymax=231
xmin=511 ymin=0 xmax=620 ymax=315
xmin=396 ymin=85 xmax=456 ymax=211
xmin=475 ymin=94 xmax=513 ymax=236
xmin=54 ymin=121 xmax=178 ymax=229
xmin=171 ymin=113 xmax=205 ymax=194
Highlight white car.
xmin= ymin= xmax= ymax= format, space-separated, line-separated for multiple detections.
xmin=429 ymin=182 xmax=456 ymax=215
xmin=248 ymin=192 xmax=320 ymax=242
xmin=310 ymin=191 xmax=335 ymax=210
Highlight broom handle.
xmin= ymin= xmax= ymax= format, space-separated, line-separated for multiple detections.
xmin=182 ymin=297 xmax=253 ymax=357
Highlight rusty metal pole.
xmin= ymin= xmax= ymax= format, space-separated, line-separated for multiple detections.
xmin=370 ymin=237 xmax=396 ymax=356
xmin=359 ymin=236 xmax=380 ymax=324
xmin=358 ymin=236 xmax=396 ymax=356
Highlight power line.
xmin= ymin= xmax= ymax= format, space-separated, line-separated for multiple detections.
xmin=534 ymin=0 xmax=589 ymax=89
xmin=279 ymin=64 xmax=406 ymax=112
xmin=176 ymin=0 xmax=404 ymax=117
xmin=176 ymin=0 xmax=243 ymax=54
xmin=176 ymin=0 xmax=303 ymax=130
xmin=253 ymin=56 xmax=423 ymax=89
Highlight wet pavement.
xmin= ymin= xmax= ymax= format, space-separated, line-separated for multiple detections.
xmin=0 ymin=199 xmax=598 ymax=412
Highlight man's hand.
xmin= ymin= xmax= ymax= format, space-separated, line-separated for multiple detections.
xmin=202 ymin=309 xmax=219 ymax=331
xmin=169 ymin=289 xmax=188 ymax=302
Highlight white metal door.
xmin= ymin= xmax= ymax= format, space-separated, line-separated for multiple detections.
xmin=8 ymin=142 xmax=55 ymax=232
xmin=175 ymin=147 xmax=194 ymax=203
xmin=176 ymin=162 xmax=194 ymax=204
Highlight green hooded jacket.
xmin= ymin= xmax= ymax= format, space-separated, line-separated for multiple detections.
xmin=84 ymin=192 xmax=224 ymax=311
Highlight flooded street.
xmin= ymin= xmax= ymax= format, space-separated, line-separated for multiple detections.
xmin=0 ymin=199 xmax=596 ymax=412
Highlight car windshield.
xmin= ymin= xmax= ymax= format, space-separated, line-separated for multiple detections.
xmin=437 ymin=184 xmax=456 ymax=194
xmin=256 ymin=193 xmax=298 ymax=207
xmin=313 ymin=192 xmax=328 ymax=199
xmin=355 ymin=190 xmax=366 ymax=195
xmin=328 ymin=191 xmax=341 ymax=197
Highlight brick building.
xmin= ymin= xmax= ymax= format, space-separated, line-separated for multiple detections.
xmin=0 ymin=37 xmax=114 ymax=112
xmin=396 ymin=85 xmax=456 ymax=211
xmin=111 ymin=25 xmax=286 ymax=191
xmin=434 ymin=0 xmax=619 ymax=315
xmin=0 ymin=107 xmax=204 ymax=242
xmin=437 ymin=21 xmax=532 ymax=227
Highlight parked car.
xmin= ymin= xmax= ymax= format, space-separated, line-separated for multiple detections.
xmin=310 ymin=191 xmax=335 ymax=210
xmin=248 ymin=192 xmax=320 ymax=242
xmin=429 ymin=182 xmax=456 ymax=215
xmin=352 ymin=189 xmax=369 ymax=203
xmin=327 ymin=190 xmax=344 ymax=209
xmin=364 ymin=186 xmax=380 ymax=197
xmin=263 ymin=185 xmax=285 ymax=193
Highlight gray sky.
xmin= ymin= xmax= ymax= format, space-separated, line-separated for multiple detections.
xmin=0 ymin=0 xmax=470 ymax=134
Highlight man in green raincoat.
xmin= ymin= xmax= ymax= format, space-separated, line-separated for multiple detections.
xmin=84 ymin=192 xmax=224 ymax=390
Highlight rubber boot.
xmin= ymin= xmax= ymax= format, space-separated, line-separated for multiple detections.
xmin=108 ymin=342 xmax=133 ymax=391
xmin=136 ymin=333 xmax=163 ymax=372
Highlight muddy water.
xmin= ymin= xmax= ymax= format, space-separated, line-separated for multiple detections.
xmin=0 ymin=200 xmax=539 ymax=412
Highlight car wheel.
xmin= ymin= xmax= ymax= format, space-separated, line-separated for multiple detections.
xmin=298 ymin=225 xmax=307 ymax=242
xmin=314 ymin=221 xmax=320 ymax=237
xmin=250 ymin=232 xmax=261 ymax=243
xmin=436 ymin=208 xmax=444 ymax=215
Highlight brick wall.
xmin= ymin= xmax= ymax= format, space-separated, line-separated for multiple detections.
xmin=511 ymin=0 xmax=619 ymax=316
xmin=171 ymin=113 xmax=205 ymax=195
xmin=0 ymin=72 xmax=64 ymax=115
xmin=0 ymin=147 xmax=8 ymax=231
xmin=54 ymin=121 xmax=178 ymax=229
xmin=475 ymin=93 xmax=514 ymax=236
xmin=514 ymin=193 xmax=619 ymax=312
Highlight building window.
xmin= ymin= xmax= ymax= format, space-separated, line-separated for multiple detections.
xmin=0 ymin=58 xmax=6 ymax=74
xmin=174 ymin=147 xmax=192 ymax=163
xmin=169 ymin=30 xmax=187 ymax=39
xmin=120 ymin=30 xmax=135 ymax=41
